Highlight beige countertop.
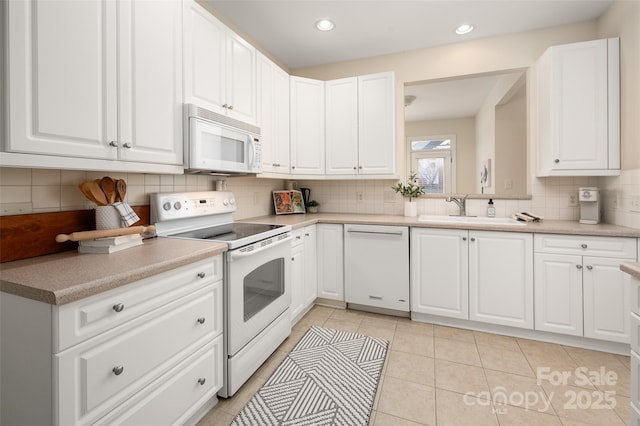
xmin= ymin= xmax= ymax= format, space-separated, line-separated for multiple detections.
xmin=246 ymin=213 xmax=640 ymax=238
xmin=0 ymin=237 xmax=227 ymax=305
xmin=622 ymin=262 xmax=640 ymax=280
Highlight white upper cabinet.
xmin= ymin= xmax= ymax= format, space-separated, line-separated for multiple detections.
xmin=183 ymin=0 xmax=256 ymax=124
xmin=535 ymin=38 xmax=620 ymax=176
xmin=325 ymin=72 xmax=396 ymax=176
xmin=257 ymin=53 xmax=290 ymax=174
xmin=5 ymin=0 xmax=182 ymax=170
xmin=290 ymin=76 xmax=325 ymax=175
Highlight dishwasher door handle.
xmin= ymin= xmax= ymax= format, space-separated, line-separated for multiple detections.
xmin=346 ymin=230 xmax=404 ymax=236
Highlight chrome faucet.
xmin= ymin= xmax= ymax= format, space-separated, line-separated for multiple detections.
xmin=446 ymin=194 xmax=468 ymax=216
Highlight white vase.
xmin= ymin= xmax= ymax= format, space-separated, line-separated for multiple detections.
xmin=404 ymin=200 xmax=417 ymax=217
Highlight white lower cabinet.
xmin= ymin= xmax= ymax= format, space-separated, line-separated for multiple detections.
xmin=629 ymin=274 xmax=640 ymax=423
xmin=411 ymin=228 xmax=469 ymax=319
xmin=534 ymin=234 xmax=637 ymax=343
xmin=1 ymin=257 xmax=223 ymax=426
xmin=469 ymin=231 xmax=534 ymax=329
xmin=317 ymin=224 xmax=344 ymax=301
xmin=290 ymin=225 xmax=317 ymax=322
xmin=411 ymin=229 xmax=533 ymax=328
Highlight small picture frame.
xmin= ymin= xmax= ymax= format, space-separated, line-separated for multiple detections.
xmin=273 ymin=190 xmax=306 ymax=214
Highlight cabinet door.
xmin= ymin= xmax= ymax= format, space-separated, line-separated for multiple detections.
xmin=583 ymin=256 xmax=630 ymax=343
xmin=304 ymin=225 xmax=318 ymax=306
xmin=325 ymin=77 xmax=359 ymax=175
xmin=183 ymin=0 xmax=227 ymax=114
xmin=469 ymin=231 xmax=533 ymax=329
xmin=257 ymin=54 xmax=290 ymax=174
xmin=410 ymin=228 xmax=469 ymax=319
xmin=290 ymin=76 xmax=325 ymax=175
xmin=226 ymin=31 xmax=257 ymax=123
xmin=6 ymin=0 xmax=118 ymax=159
xmin=316 ymin=224 xmax=344 ymax=301
xmin=290 ymin=242 xmax=305 ymax=320
xmin=358 ymin=72 xmax=396 ymax=175
xmin=534 ymin=253 xmax=583 ymax=336
xmin=118 ymin=0 xmax=182 ymax=165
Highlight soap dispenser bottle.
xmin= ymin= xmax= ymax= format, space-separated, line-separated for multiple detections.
xmin=487 ymin=199 xmax=495 ymax=217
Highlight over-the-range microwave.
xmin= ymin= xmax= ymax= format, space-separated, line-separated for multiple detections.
xmin=184 ymin=104 xmax=262 ymax=174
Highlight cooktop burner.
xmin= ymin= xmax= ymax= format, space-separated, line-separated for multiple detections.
xmin=171 ymin=222 xmax=286 ymax=242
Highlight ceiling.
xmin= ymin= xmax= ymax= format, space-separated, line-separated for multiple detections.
xmin=206 ymin=0 xmax=612 ymax=70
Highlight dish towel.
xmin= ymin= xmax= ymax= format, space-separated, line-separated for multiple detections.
xmin=112 ymin=202 xmax=140 ymax=227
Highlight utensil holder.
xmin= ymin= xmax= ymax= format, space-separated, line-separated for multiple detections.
xmin=95 ymin=205 xmax=122 ymax=230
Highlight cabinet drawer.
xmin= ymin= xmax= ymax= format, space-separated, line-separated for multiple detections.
xmin=55 ymin=283 xmax=222 ymax=425
xmin=534 ymin=234 xmax=636 ymax=258
xmin=55 ymin=256 xmax=222 ymax=351
xmin=95 ymin=335 xmax=223 ymax=426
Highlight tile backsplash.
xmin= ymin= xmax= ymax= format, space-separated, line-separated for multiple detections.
xmin=1 ymin=167 xmax=638 ymax=230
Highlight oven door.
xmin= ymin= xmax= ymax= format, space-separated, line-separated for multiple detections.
xmin=226 ymin=235 xmax=291 ymax=356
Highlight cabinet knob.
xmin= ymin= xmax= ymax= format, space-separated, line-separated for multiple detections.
xmin=113 ymin=303 xmax=125 ymax=313
xmin=222 ymin=103 xmax=229 ymax=108
xmin=109 ymin=141 xmax=118 ymax=147
xmin=112 ymin=365 xmax=124 ymax=376
xmin=122 ymin=142 xmax=132 ymax=149
xmin=197 ymin=317 xmax=206 ymax=324
xmin=305 ymin=233 xmax=309 ymax=237
xmin=581 ymin=244 xmax=588 ymax=249
xmin=353 ymin=166 xmax=357 ymax=170
xmin=198 ymin=378 xmax=206 ymax=386
xmin=291 ymin=257 xmax=295 ymax=261
xmin=554 ymin=159 xmax=560 ymax=163
xmin=291 ymin=166 xmax=296 ymax=170
xmin=228 ymin=105 xmax=234 ymax=110
xmin=358 ymin=166 xmax=363 ymax=169
xmin=470 ymin=237 xmax=476 ymax=242
xmin=586 ymin=265 xmax=593 ymax=270
xmin=576 ymin=264 xmax=583 ymax=270
xmin=197 ymin=272 xmax=206 ymax=279
xmin=462 ymin=237 xmax=467 ymax=241
xmin=296 ymin=235 xmax=301 ymax=239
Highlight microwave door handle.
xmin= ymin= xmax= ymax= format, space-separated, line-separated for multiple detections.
xmin=228 ymin=234 xmax=292 ymax=261
xmin=248 ymin=138 xmax=255 ymax=170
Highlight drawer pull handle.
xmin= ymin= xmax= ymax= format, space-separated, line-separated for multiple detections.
xmin=576 ymin=264 xmax=583 ymax=270
xmin=369 ymin=295 xmax=383 ymax=300
xmin=296 ymin=235 xmax=301 ymax=240
xmin=112 ymin=365 xmax=124 ymax=376
xmin=581 ymin=244 xmax=588 ymax=249
xmin=554 ymin=159 xmax=560 ymax=163
xmin=197 ymin=317 xmax=206 ymax=324
xmin=198 ymin=378 xmax=206 ymax=386
xmin=113 ymin=303 xmax=125 ymax=313
xmin=586 ymin=265 xmax=593 ymax=270
xmin=197 ymin=272 xmax=206 ymax=279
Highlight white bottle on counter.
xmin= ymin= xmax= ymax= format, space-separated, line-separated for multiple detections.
xmin=487 ymin=199 xmax=495 ymax=217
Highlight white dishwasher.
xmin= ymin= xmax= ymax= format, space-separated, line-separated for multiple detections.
xmin=344 ymin=224 xmax=410 ymax=312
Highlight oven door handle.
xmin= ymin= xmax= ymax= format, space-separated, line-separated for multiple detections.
xmin=227 ymin=234 xmax=293 ymax=261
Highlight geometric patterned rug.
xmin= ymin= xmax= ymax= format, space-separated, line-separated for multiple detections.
xmin=231 ymin=326 xmax=389 ymax=426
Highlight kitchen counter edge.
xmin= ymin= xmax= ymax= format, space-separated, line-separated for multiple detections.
xmin=622 ymin=262 xmax=640 ymax=280
xmin=0 ymin=237 xmax=227 ymax=305
xmin=246 ymin=213 xmax=640 ymax=238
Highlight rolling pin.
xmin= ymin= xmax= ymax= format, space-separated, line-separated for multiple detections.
xmin=56 ymin=225 xmax=156 ymax=243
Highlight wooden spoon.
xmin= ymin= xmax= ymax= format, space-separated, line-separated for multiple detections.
xmin=89 ymin=180 xmax=109 ymax=206
xmin=100 ymin=176 xmax=116 ymax=204
xmin=115 ymin=179 xmax=127 ymax=202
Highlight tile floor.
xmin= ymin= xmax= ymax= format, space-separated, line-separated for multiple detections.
xmin=198 ymin=306 xmax=631 ymax=426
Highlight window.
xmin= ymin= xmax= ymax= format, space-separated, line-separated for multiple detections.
xmin=408 ymin=135 xmax=456 ymax=194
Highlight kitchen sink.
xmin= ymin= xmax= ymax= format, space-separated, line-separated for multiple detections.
xmin=418 ymin=215 xmax=526 ymax=226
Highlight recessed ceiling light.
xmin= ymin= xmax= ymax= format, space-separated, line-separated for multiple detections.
xmin=455 ymin=24 xmax=474 ymax=35
xmin=316 ymin=19 xmax=335 ymax=32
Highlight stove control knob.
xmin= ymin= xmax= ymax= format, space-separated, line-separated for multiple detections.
xmin=223 ymin=199 xmax=229 ymax=206
xmin=229 ymin=198 xmax=235 ymax=205
xmin=163 ymin=202 xmax=171 ymax=211
xmin=174 ymin=201 xmax=182 ymax=210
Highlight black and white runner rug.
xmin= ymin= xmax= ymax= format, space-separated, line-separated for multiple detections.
xmin=231 ymin=326 xmax=389 ymax=426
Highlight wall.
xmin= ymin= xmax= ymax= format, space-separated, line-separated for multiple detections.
xmin=405 ymin=117 xmax=476 ymax=193
xmin=0 ymin=168 xmax=285 ymax=220
xmin=596 ymin=0 xmax=640 ymax=229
